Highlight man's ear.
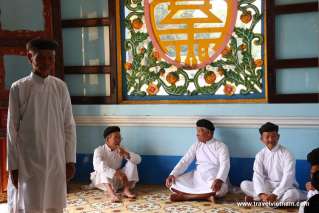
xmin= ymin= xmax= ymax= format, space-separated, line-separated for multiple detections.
xmin=27 ymin=51 xmax=33 ymax=63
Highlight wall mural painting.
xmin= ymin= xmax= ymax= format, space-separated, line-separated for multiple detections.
xmin=119 ymin=0 xmax=266 ymax=102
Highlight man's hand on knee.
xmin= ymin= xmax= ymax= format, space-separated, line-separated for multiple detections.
xmin=165 ymin=175 xmax=176 ymax=188
xmin=211 ymin=179 xmax=223 ymax=193
xmin=267 ymin=194 xmax=277 ymax=203
xmin=114 ymin=170 xmax=128 ymax=184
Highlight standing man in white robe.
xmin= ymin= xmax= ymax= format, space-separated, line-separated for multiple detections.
xmin=90 ymin=126 xmax=141 ymax=202
xmin=7 ymin=38 xmax=77 ymax=213
xmin=240 ymin=122 xmax=306 ymax=204
xmin=165 ymin=119 xmax=230 ymax=202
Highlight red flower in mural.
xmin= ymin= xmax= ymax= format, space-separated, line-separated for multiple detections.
xmin=224 ymin=84 xmax=236 ymax=96
xmin=132 ymin=18 xmax=143 ymax=30
xmin=254 ymin=59 xmax=263 ymax=67
xmin=166 ymin=72 xmax=179 ymax=85
xmin=124 ymin=62 xmax=133 ymax=70
xmin=204 ymin=71 xmax=216 ymax=84
xmin=146 ymin=83 xmax=159 ymax=95
xmin=240 ymin=11 xmax=252 ymax=24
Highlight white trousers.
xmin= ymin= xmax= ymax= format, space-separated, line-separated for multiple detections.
xmin=91 ymin=161 xmax=139 ymax=191
xmin=171 ymin=179 xmax=228 ymax=198
xmin=240 ymin=180 xmax=306 ymax=202
xmin=7 ymin=176 xmax=65 ymax=213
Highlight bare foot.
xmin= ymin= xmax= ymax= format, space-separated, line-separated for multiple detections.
xmin=207 ymin=195 xmax=215 ymax=203
xmin=123 ymin=190 xmax=136 ymax=199
xmin=170 ymin=193 xmax=185 ymax=202
xmin=110 ymin=194 xmax=121 ymax=202
xmin=244 ymin=195 xmax=254 ymax=202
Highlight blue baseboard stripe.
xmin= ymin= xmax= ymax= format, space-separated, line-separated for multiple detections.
xmin=75 ymin=154 xmax=310 ymax=190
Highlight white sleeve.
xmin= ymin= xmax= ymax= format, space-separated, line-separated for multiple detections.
xmin=170 ymin=143 xmax=197 ymax=177
xmin=216 ymin=144 xmax=230 ymax=182
xmin=253 ymin=153 xmax=267 ymax=196
xmin=272 ymin=151 xmax=296 ymax=197
xmin=62 ymin=83 xmax=77 ymax=163
xmin=307 ymin=190 xmax=319 ymax=199
xmin=128 ymin=151 xmax=142 ymax=164
xmin=7 ymin=85 xmax=20 ymax=171
xmin=93 ymin=148 xmax=116 ymax=178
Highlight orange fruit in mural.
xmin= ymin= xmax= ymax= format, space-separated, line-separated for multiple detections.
xmin=144 ymin=0 xmax=237 ymax=69
xmin=166 ymin=72 xmax=179 ymax=85
xmin=240 ymin=11 xmax=252 ymax=24
xmin=132 ymin=18 xmax=143 ymax=30
xmin=204 ymin=71 xmax=216 ymax=84
xmin=254 ymin=59 xmax=263 ymax=67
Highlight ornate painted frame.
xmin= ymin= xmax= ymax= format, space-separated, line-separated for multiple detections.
xmin=116 ymin=0 xmax=268 ymax=104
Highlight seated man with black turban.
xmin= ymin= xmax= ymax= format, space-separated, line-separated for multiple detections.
xmin=165 ymin=119 xmax=230 ymax=202
xmin=240 ymin=122 xmax=306 ymax=204
xmin=299 ymin=148 xmax=319 ymax=213
xmin=90 ymin=126 xmax=141 ymax=202
xmin=304 ymin=171 xmax=319 ymax=213
xmin=306 ymin=147 xmax=319 ymax=197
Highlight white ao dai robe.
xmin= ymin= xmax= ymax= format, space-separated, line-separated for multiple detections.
xmin=170 ymin=138 xmax=230 ymax=197
xmin=240 ymin=144 xmax=306 ymax=202
xmin=7 ymin=73 xmax=76 ymax=213
xmin=90 ymin=144 xmax=141 ymax=191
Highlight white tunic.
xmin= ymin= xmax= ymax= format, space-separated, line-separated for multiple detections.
xmin=170 ymin=138 xmax=230 ymax=194
xmin=252 ymin=144 xmax=299 ymax=197
xmin=90 ymin=144 xmax=141 ymax=190
xmin=7 ymin=73 xmax=76 ymax=212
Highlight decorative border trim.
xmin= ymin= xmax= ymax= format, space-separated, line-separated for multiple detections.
xmin=75 ymin=115 xmax=319 ymax=128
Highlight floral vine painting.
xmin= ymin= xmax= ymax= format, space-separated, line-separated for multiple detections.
xmin=118 ymin=0 xmax=266 ymax=102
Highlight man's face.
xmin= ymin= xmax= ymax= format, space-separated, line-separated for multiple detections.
xmin=28 ymin=49 xmax=55 ymax=78
xmin=261 ymin=131 xmax=279 ymax=150
xmin=310 ymin=165 xmax=319 ymax=178
xmin=106 ymin=132 xmax=122 ymax=147
xmin=196 ymin=127 xmax=212 ymax=143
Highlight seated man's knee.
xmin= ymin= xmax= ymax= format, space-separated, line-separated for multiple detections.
xmin=215 ymin=183 xmax=228 ymax=198
xmin=240 ymin=180 xmax=251 ymax=192
xmin=280 ymin=189 xmax=300 ymax=202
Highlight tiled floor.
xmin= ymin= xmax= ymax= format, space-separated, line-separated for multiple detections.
xmin=0 ymin=203 xmax=8 ymax=213
xmin=0 ymin=185 xmax=300 ymax=212
xmin=64 ymin=184 xmax=299 ymax=213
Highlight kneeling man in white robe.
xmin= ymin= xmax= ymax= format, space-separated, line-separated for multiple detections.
xmin=90 ymin=126 xmax=141 ymax=202
xmin=240 ymin=122 xmax=306 ymax=204
xmin=165 ymin=119 xmax=230 ymax=202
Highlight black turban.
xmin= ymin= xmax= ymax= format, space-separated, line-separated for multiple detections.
xmin=259 ymin=122 xmax=279 ymax=135
xmin=307 ymin=148 xmax=319 ymax=166
xmin=26 ymin=38 xmax=58 ymax=51
xmin=196 ymin=119 xmax=215 ymax=132
xmin=103 ymin=126 xmax=120 ymax=139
